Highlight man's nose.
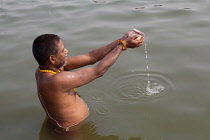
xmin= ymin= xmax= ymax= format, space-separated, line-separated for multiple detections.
xmin=65 ymin=48 xmax=68 ymax=53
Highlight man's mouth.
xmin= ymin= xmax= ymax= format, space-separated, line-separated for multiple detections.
xmin=65 ymin=54 xmax=68 ymax=60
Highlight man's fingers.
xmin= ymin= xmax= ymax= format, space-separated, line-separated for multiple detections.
xmin=136 ymin=36 xmax=144 ymax=47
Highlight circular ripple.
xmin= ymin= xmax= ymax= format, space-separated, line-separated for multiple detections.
xmin=97 ymin=108 xmax=110 ymax=115
xmin=85 ymin=89 xmax=105 ymax=103
xmin=105 ymin=72 xmax=174 ymax=104
xmin=92 ymin=0 xmax=108 ymax=3
xmin=92 ymin=95 xmax=103 ymax=101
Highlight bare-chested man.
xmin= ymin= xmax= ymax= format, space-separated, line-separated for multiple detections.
xmin=33 ymin=31 xmax=144 ymax=132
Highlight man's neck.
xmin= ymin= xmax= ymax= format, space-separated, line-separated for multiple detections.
xmin=39 ymin=65 xmax=61 ymax=72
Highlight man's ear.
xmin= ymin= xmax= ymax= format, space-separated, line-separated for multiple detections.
xmin=49 ymin=55 xmax=56 ymax=64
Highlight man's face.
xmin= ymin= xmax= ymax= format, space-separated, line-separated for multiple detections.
xmin=55 ymin=40 xmax=68 ymax=68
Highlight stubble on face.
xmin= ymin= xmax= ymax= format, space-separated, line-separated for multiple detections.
xmin=56 ymin=41 xmax=67 ymax=69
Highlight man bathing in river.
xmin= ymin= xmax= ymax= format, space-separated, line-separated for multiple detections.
xmin=33 ymin=31 xmax=144 ymax=132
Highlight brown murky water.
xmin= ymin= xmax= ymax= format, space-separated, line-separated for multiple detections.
xmin=1 ymin=0 xmax=210 ymax=139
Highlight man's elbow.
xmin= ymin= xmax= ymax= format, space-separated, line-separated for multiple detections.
xmin=95 ymin=67 xmax=107 ymax=78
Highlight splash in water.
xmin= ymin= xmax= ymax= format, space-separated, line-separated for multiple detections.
xmin=146 ymin=82 xmax=164 ymax=96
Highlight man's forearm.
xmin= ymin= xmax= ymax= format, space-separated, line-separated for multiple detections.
xmin=88 ymin=39 xmax=120 ymax=63
xmin=96 ymin=44 xmax=123 ymax=76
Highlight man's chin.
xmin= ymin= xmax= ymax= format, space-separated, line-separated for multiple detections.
xmin=63 ymin=62 xmax=66 ymax=67
xmin=57 ymin=62 xmax=66 ymax=69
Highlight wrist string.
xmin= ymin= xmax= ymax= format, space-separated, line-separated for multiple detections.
xmin=118 ymin=40 xmax=127 ymax=51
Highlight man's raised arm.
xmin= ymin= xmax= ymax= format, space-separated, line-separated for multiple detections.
xmin=64 ymin=32 xmax=130 ymax=71
xmin=61 ymin=34 xmax=144 ymax=89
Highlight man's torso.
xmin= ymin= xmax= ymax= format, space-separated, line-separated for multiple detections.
xmin=35 ymin=69 xmax=89 ymax=127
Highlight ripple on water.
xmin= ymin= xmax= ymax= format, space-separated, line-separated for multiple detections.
xmin=92 ymin=0 xmax=108 ymax=4
xmin=97 ymin=108 xmax=110 ymax=115
xmin=105 ymin=72 xmax=174 ymax=104
xmin=85 ymin=89 xmax=105 ymax=103
xmin=85 ymin=89 xmax=111 ymax=115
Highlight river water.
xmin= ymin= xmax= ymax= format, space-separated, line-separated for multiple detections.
xmin=1 ymin=0 xmax=210 ymax=140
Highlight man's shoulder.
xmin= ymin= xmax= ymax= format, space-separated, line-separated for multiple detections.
xmin=53 ymin=71 xmax=72 ymax=85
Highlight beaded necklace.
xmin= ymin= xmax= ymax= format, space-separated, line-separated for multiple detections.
xmin=39 ymin=69 xmax=60 ymax=74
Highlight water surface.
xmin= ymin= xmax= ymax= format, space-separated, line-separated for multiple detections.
xmin=1 ymin=0 xmax=210 ymax=140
